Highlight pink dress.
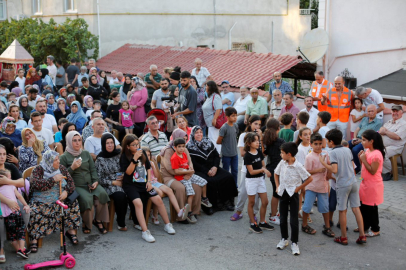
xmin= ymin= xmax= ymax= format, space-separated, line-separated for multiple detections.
xmin=0 ymin=185 xmax=17 ymax=217
xmin=119 ymin=109 xmax=133 ymax=128
xmin=128 ymin=87 xmax=148 ymax=123
xmin=360 ymin=149 xmax=384 ymax=206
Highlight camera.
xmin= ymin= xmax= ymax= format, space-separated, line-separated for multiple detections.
xmin=161 ymin=88 xmax=178 ymax=114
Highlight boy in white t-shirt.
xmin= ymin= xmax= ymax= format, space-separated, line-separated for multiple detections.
xmin=316 ymin=111 xmax=331 ymax=151
xmin=15 ymin=68 xmax=26 ymax=92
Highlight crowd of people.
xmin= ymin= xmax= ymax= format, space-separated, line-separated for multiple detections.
xmin=0 ymin=55 xmax=402 ymax=262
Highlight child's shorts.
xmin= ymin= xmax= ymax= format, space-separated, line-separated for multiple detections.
xmin=329 ymin=187 xmax=337 ymax=212
xmin=181 ymin=174 xmax=208 ymax=196
xmin=124 ymin=125 xmax=134 ymax=130
xmin=245 ymin=176 xmax=267 ymax=196
xmin=336 ymin=182 xmax=360 ymax=211
xmin=152 ymin=182 xmax=164 ymax=189
xmin=302 ymin=190 xmax=329 ymax=214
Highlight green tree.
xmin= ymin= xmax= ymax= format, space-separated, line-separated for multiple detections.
xmin=0 ymin=18 xmax=99 ymax=65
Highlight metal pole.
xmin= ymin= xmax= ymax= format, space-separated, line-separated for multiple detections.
xmin=228 ymin=22 xmax=237 ymax=50
xmin=213 ymin=0 xmax=216 ymax=49
xmin=271 ymin=21 xmax=274 ymax=53
xmin=97 ymin=0 xmax=101 ymax=59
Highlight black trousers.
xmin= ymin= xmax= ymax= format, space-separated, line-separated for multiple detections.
xmin=360 ymin=202 xmax=380 ymax=232
xmin=109 ymin=192 xmax=129 ymax=227
xmin=133 ymin=122 xmax=145 ymax=138
xmin=279 ymin=191 xmax=299 ymax=243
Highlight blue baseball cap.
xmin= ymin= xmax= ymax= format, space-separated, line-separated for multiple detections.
xmin=221 ymin=80 xmax=229 ymax=85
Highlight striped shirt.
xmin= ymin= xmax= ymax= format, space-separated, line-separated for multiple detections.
xmin=140 ymin=131 xmax=169 ymax=157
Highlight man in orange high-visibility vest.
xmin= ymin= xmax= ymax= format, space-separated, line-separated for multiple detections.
xmin=321 ymin=76 xmax=354 ymax=139
xmin=309 ymin=71 xmax=333 ymax=111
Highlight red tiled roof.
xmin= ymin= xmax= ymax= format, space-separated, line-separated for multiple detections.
xmin=97 ymin=44 xmax=301 ymax=88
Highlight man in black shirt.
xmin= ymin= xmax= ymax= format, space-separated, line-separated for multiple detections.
xmin=172 ymin=71 xmax=197 ymax=127
xmin=80 ymin=77 xmax=89 ymax=100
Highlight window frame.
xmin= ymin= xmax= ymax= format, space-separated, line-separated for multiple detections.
xmin=64 ymin=0 xmax=77 ymax=13
xmin=32 ymin=0 xmax=42 ymax=15
xmin=0 ymin=0 xmax=6 ymax=21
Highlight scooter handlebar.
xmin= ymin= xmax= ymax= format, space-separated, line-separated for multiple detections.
xmin=56 ymin=200 xmax=68 ymax=209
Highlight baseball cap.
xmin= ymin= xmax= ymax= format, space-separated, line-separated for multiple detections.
xmin=221 ymin=80 xmax=230 ymax=85
xmin=391 ymin=105 xmax=403 ymax=111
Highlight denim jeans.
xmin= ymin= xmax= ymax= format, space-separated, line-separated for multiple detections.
xmin=222 ymin=155 xmax=238 ymax=187
xmin=348 ymin=139 xmax=364 ymax=173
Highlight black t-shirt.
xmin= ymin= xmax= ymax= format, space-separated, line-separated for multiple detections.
xmin=264 ymin=138 xmax=285 ymax=172
xmin=80 ymin=86 xmax=88 ymax=97
xmin=106 ymin=103 xmax=121 ymax=122
xmin=66 ymin=65 xmax=80 ymax=87
xmin=244 ymin=150 xmax=264 ymax=178
xmin=5 ymin=162 xmax=22 ymax=180
xmin=119 ymin=151 xmax=151 ymax=186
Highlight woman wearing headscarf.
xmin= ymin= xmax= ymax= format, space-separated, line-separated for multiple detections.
xmin=186 ymin=126 xmax=237 ymax=211
xmin=55 ymin=123 xmax=76 ymax=155
xmin=87 ymin=75 xmax=108 ymax=110
xmin=66 ymin=94 xmax=76 ymax=107
xmin=89 ymin=67 xmax=102 ymax=84
xmin=18 ymin=128 xmax=50 ymax=173
xmin=59 ymin=131 xmax=110 ymax=235
xmin=160 ymin=128 xmax=202 ymax=221
xmin=0 ymin=117 xmax=22 ymax=147
xmin=59 ymin=88 xmax=68 ymax=100
xmin=35 ymin=69 xmax=53 ymax=93
xmin=128 ymin=77 xmax=147 ymax=137
xmin=45 ymin=93 xmax=57 ymax=111
xmin=119 ymin=74 xmax=132 ymax=102
xmin=18 ymin=96 xmax=33 ymax=123
xmin=53 ymin=98 xmax=71 ymax=124
xmin=95 ymin=133 xmax=131 ymax=231
xmin=28 ymin=150 xmax=81 ymax=252
xmin=25 ymin=68 xmax=41 ymax=86
xmin=66 ymin=101 xmax=86 ymax=134
xmin=99 ymin=70 xmax=111 ymax=94
xmin=11 ymin=87 xmax=23 ymax=99
xmin=83 ymin=95 xmax=94 ymax=116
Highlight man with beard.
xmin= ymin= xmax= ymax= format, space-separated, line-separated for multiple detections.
xmin=151 ymin=78 xmax=170 ymax=109
xmin=267 ymin=72 xmax=293 ymax=103
xmin=28 ymin=99 xmax=58 ymax=133
xmin=172 ymin=71 xmax=197 ymax=127
xmin=300 ymin=96 xmax=319 ymax=131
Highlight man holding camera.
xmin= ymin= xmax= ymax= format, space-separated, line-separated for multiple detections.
xmin=151 ymin=78 xmax=170 ymax=109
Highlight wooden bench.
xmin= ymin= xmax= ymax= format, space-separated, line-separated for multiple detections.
xmin=391 ymin=145 xmax=405 ymax=181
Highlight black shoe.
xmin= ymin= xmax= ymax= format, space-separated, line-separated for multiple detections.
xmin=202 ymin=205 xmax=214 ymax=215
xmin=259 ymin=222 xmax=274 ymax=231
xmin=250 ymin=223 xmax=263 ymax=234
xmin=178 ymin=219 xmax=189 ymax=224
xmin=382 ymin=172 xmax=392 ymax=181
xmin=17 ymin=250 xmax=28 ymax=259
xmin=336 ymin=222 xmax=348 ymax=231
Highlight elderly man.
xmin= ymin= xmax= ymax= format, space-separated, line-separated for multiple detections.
xmin=77 ymin=66 xmax=88 ymax=88
xmin=141 ymin=116 xmax=169 ymax=156
xmin=244 ymin=88 xmax=268 ymax=125
xmin=234 ymin=86 xmax=252 ymax=131
xmin=220 ymin=80 xmax=234 ymax=110
xmin=300 ymin=96 xmax=319 ymax=131
xmin=348 ymin=105 xmax=382 ymax=173
xmin=82 ymin=110 xmax=108 ymax=142
xmin=144 ymin=64 xmax=162 ymax=99
xmin=269 ymin=89 xmax=285 ymax=119
xmin=109 ymin=70 xmax=119 ymax=84
xmin=321 ymin=76 xmax=353 ymax=139
xmin=116 ymin=72 xmax=124 ymax=84
xmin=28 ymin=99 xmax=58 ymax=133
xmin=308 ymin=71 xmax=332 ymax=111
xmin=84 ymin=118 xmax=121 ymax=160
xmin=379 ymin=105 xmax=406 ymax=180
xmin=267 ymin=72 xmax=293 ymax=103
xmin=191 ymin=58 xmax=212 ymax=87
xmin=355 ymin=86 xmax=385 ymax=119
xmin=46 ymin=55 xmax=57 ymax=83
xmin=88 ymin=58 xmax=99 ymax=72
xmin=280 ymin=93 xmax=300 ymax=131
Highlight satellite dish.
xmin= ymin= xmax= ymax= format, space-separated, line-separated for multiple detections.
xmin=298 ymin=28 xmax=329 ymax=63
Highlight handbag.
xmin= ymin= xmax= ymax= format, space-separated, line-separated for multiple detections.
xmin=65 ymin=190 xmax=80 ymax=204
xmin=211 ymin=94 xmax=227 ymax=129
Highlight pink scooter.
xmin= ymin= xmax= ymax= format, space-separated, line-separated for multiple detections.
xmin=24 ymin=200 xmax=76 ymax=269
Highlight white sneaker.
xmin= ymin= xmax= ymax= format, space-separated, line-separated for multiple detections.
xmin=276 ymin=238 xmax=289 ymax=250
xmin=133 ymin=224 xmax=142 ymax=231
xmin=291 ymin=243 xmax=300 ymax=255
xmin=310 ymin=208 xmax=314 ymax=214
xmin=164 ymin=223 xmax=176 ymax=235
xmin=142 ymin=230 xmax=155 ymax=243
xmin=269 ymin=215 xmax=280 ymax=225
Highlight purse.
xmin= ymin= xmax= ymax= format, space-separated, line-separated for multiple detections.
xmin=211 ymin=94 xmax=227 ymax=129
xmin=65 ymin=190 xmax=80 ymax=204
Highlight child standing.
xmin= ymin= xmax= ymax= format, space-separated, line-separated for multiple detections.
xmin=293 ymin=111 xmax=309 ymax=143
xmin=316 ymin=111 xmax=331 ymax=150
xmin=171 ymin=138 xmax=211 ymax=223
xmin=217 ymin=107 xmax=239 ymax=187
xmin=278 ymin=113 xmax=294 ymax=142
xmin=243 ymin=132 xmax=273 ymax=233
xmin=119 ymin=101 xmax=134 ymax=135
xmin=319 ymin=129 xmax=366 ymax=245
xmin=302 ymin=133 xmax=335 ymax=237
xmin=274 ymin=142 xmax=312 ymax=255
xmin=350 ymin=98 xmax=365 ymax=140
xmin=0 ymin=169 xmax=31 ymax=259
xmin=358 ymin=129 xmax=384 ymax=237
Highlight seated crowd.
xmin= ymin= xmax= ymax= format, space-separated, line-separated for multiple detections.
xmin=0 ymin=58 xmax=400 ymax=262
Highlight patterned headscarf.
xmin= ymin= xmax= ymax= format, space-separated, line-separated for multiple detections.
xmin=65 ymin=131 xmax=82 ymax=157
xmin=131 ymin=77 xmax=146 ymax=87
xmin=40 ymin=150 xmax=61 ymax=179
xmin=159 ymin=128 xmax=187 ymax=156
xmin=22 ymin=128 xmax=44 ymax=164
xmin=1 ymin=116 xmax=16 ymax=134
xmin=46 ymin=93 xmax=57 ymax=111
xmin=186 ymin=126 xmax=217 ymax=160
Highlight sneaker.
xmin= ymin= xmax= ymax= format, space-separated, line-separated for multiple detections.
xmin=201 ymin=197 xmax=212 ymax=208
xmin=150 ymin=210 xmax=160 ymax=225
xmin=249 ymin=223 xmax=263 ymax=234
xmin=178 ymin=204 xmax=190 ymax=220
xmin=23 ymin=248 xmax=31 ymax=255
xmin=291 ymin=243 xmax=300 ymax=255
xmin=259 ymin=222 xmax=274 ymax=231
xmin=0 ymin=254 xmax=5 ymax=263
xmin=16 ymin=250 xmax=28 ymax=259
xmin=382 ymin=172 xmax=392 ymax=181
xmin=310 ymin=208 xmax=314 ymax=214
xmin=269 ymin=215 xmax=280 ymax=225
xmin=164 ymin=223 xmax=176 ymax=235
xmin=141 ymin=230 xmax=156 ymax=243
xmin=133 ymin=224 xmax=142 ymax=231
xmin=187 ymin=213 xmax=197 ymax=224
xmin=277 ymin=238 xmax=289 ymax=250
xmin=117 ymin=225 xmax=128 ymax=231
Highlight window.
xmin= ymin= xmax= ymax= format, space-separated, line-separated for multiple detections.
xmin=0 ymin=0 xmax=6 ymax=20
xmin=65 ymin=0 xmax=77 ymax=12
xmin=232 ymin=42 xmax=253 ymax=52
xmin=32 ymin=0 xmax=41 ymax=14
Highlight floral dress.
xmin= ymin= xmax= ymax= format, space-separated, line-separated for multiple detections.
xmin=196 ymin=87 xmax=207 ymax=129
xmin=18 ymin=141 xmax=50 ymax=173
xmin=95 ymin=154 xmax=125 ymax=196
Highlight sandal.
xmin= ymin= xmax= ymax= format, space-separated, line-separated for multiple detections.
xmin=150 ymin=211 xmax=160 ymax=225
xmin=93 ymin=219 xmax=108 ymax=234
xmin=65 ymin=231 xmax=79 ymax=245
xmin=366 ymin=231 xmax=380 ymax=237
xmin=82 ymin=225 xmax=91 ymax=234
xmin=322 ymin=227 xmax=335 ymax=237
xmin=230 ymin=213 xmax=243 ymax=221
xmin=29 ymin=243 xmax=38 ymax=253
xmin=334 ymin=236 xmax=348 ymax=245
xmin=302 ymin=225 xmax=316 ymax=235
xmin=356 ymin=235 xmax=367 ymax=244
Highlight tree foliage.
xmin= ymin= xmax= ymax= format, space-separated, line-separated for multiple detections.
xmin=0 ymin=18 xmax=99 ymax=65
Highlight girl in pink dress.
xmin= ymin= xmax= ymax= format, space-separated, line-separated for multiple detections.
xmin=119 ymin=101 xmax=134 ymax=135
xmin=358 ymin=129 xmax=385 ymax=237
xmin=127 ymin=77 xmax=147 ymax=137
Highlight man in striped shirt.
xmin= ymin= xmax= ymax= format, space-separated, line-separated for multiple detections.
xmin=140 ymin=116 xmax=169 ymax=156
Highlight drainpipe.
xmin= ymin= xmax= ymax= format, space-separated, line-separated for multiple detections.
xmin=271 ymin=21 xmax=274 ymax=53
xmin=213 ymin=0 xmax=217 ymax=49
xmin=97 ymin=0 xmax=101 ymax=59
xmin=228 ymin=22 xmax=237 ymax=50
xmin=324 ymin=0 xmax=331 ymax=80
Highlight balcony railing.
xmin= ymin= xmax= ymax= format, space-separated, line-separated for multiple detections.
xmin=299 ymin=9 xmax=314 ymax=15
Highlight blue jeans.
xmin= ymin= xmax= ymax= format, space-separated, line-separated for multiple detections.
xmin=222 ymin=155 xmax=238 ymax=187
xmin=348 ymin=140 xmax=364 ymax=173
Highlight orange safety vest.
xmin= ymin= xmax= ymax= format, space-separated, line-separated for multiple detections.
xmin=326 ymin=87 xmax=352 ymax=122
xmin=310 ymin=80 xmax=330 ymax=112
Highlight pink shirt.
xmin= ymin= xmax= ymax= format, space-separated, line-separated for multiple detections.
xmin=360 ymin=149 xmax=384 ymax=206
xmin=119 ymin=109 xmax=133 ymax=127
xmin=128 ymin=87 xmax=147 ymax=123
xmin=304 ymin=151 xmax=329 ymax=193
xmin=0 ymin=185 xmax=17 ymax=217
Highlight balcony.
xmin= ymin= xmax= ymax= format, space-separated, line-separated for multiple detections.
xmin=299 ymin=9 xmax=314 ymax=15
